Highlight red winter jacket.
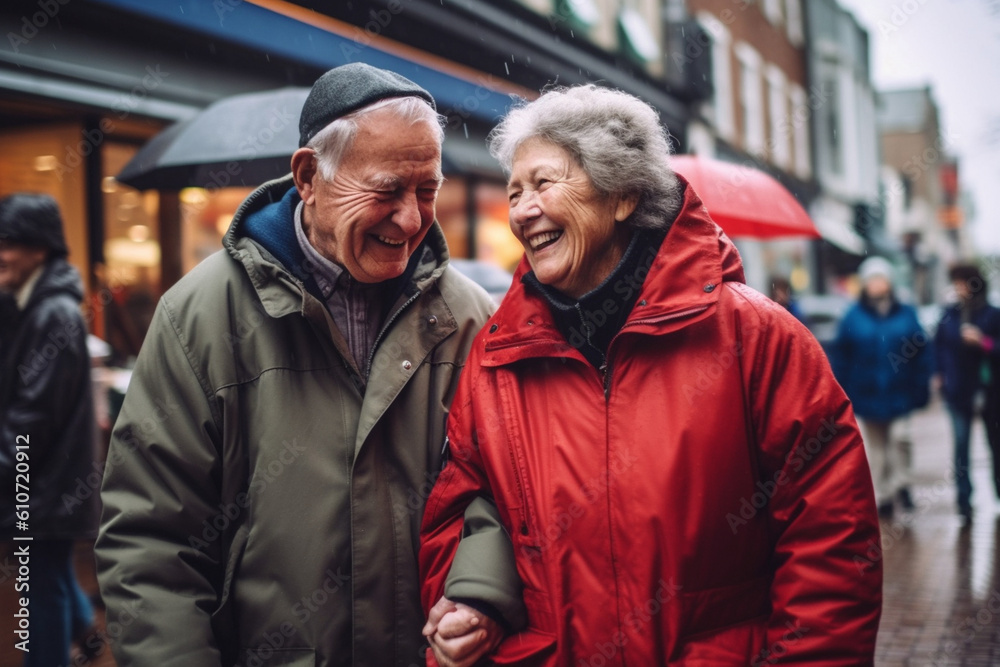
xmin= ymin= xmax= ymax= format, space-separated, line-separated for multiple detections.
xmin=420 ymin=183 xmax=882 ymax=665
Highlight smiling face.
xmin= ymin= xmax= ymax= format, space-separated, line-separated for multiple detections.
xmin=506 ymin=138 xmax=636 ymax=299
xmin=292 ymin=107 xmax=443 ymax=284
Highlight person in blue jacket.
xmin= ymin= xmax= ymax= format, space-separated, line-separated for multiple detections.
xmin=934 ymin=262 xmax=1000 ymax=525
xmin=831 ymin=256 xmax=932 ymax=519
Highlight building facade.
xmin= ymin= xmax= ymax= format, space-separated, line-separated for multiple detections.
xmin=1 ymin=0 xmax=695 ymax=361
xmin=878 ymin=86 xmax=963 ymax=304
xmin=804 ymin=0 xmax=881 ymax=293
xmin=683 ymin=0 xmax=817 ymax=295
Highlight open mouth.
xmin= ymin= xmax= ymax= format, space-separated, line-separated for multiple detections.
xmin=374 ymin=234 xmax=406 ymax=247
xmin=528 ymin=231 xmax=562 ymax=252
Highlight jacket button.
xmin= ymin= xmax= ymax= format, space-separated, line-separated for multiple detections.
xmin=489 ymin=324 xmax=498 ymax=333
xmin=704 ymin=284 xmax=716 ymax=293
xmin=402 ymin=360 xmax=412 ymax=370
xmin=428 ymin=316 xmax=438 ymax=326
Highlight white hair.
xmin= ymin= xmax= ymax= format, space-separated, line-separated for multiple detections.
xmin=488 ymin=84 xmax=682 ymax=230
xmin=307 ymin=96 xmax=445 ymax=180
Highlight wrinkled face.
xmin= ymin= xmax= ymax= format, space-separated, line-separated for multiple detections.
xmin=506 ymin=138 xmax=635 ymax=299
xmin=298 ymin=108 xmax=442 ymax=283
xmin=0 ymin=240 xmax=46 ymax=294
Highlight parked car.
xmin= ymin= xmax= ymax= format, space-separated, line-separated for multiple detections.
xmin=796 ymin=293 xmax=854 ymax=351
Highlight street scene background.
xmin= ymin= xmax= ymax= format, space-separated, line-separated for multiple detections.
xmin=2 ymin=0 xmax=1000 ymax=664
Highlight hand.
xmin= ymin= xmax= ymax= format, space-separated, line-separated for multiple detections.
xmin=961 ymin=323 xmax=985 ymax=347
xmin=423 ymin=597 xmax=503 ymax=667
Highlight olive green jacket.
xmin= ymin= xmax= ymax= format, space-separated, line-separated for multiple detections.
xmin=96 ymin=177 xmax=519 ymax=667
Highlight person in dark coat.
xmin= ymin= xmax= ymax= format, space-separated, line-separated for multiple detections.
xmin=934 ymin=262 xmax=1000 ymax=525
xmin=829 ymin=256 xmax=932 ymax=519
xmin=0 ymin=193 xmax=100 ymax=666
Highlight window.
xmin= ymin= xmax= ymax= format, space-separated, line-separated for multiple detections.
xmin=789 ymin=84 xmax=812 ymax=179
xmin=766 ymin=65 xmax=790 ymax=168
xmin=785 ymin=0 xmax=804 ymax=46
xmin=697 ymin=12 xmax=735 ymax=141
xmin=735 ymin=42 xmax=764 ymax=155
xmin=822 ymin=77 xmax=842 ymax=175
xmin=762 ymin=0 xmax=783 ymax=26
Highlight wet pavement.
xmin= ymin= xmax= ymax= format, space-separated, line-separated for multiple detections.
xmin=2 ymin=396 xmax=1000 ymax=665
xmin=875 ymin=396 xmax=1000 ymax=666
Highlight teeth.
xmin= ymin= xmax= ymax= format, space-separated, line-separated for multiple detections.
xmin=529 ymin=231 xmax=562 ymax=250
xmin=377 ymin=235 xmax=405 ymax=246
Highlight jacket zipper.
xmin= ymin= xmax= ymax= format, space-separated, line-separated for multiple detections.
xmin=364 ymin=289 xmax=422 ymax=379
xmin=602 ymin=305 xmax=710 ymax=400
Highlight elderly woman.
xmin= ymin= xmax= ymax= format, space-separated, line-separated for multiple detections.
xmin=420 ymin=85 xmax=881 ymax=665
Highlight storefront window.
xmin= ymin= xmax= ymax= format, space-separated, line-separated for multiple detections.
xmin=179 ymin=187 xmax=253 ymax=274
xmin=102 ymin=142 xmax=161 ymax=364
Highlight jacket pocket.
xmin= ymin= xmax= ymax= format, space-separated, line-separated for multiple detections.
xmin=677 ymin=575 xmax=771 ymax=640
xmin=237 ymin=648 xmax=315 ymax=666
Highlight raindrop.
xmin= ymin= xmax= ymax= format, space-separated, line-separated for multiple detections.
xmin=463 ymin=123 xmax=469 ymax=139
xmin=504 ymin=62 xmax=509 ymax=76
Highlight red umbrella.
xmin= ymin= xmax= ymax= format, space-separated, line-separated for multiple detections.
xmin=669 ymin=154 xmax=820 ymax=239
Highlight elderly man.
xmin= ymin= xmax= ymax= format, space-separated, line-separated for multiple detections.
xmin=96 ymin=63 xmax=518 ymax=667
xmin=1 ymin=193 xmax=100 ymax=666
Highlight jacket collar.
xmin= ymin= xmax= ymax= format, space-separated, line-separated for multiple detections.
xmin=482 ymin=177 xmax=746 ymax=366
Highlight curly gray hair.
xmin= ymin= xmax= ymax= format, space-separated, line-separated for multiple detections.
xmin=488 ymin=84 xmax=682 ymax=231
xmin=307 ymin=96 xmax=445 ymax=181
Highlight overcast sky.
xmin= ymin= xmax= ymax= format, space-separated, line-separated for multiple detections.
xmin=834 ymin=0 xmax=1000 ymax=253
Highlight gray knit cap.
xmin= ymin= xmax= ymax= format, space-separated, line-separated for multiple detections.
xmin=298 ymin=63 xmax=436 ymax=147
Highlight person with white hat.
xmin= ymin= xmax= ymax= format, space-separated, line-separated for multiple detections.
xmin=830 ymin=256 xmax=932 ymax=519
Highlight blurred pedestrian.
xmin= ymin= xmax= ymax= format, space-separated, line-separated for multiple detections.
xmin=96 ymin=63 xmax=521 ymax=666
xmin=420 ymin=84 xmax=881 ymax=664
xmin=0 ymin=193 xmax=101 ymax=666
xmin=829 ymin=256 xmax=931 ymax=519
xmin=934 ymin=262 xmax=1000 ymax=526
xmin=768 ymin=274 xmax=805 ymax=321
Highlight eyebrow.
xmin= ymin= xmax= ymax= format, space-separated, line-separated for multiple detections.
xmin=367 ymin=173 xmax=444 ymax=190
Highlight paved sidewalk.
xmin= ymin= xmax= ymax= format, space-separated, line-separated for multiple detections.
xmin=876 ymin=397 xmax=1000 ymax=666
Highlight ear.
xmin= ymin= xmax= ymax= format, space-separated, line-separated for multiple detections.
xmin=291 ymin=148 xmax=319 ymax=205
xmin=614 ymin=193 xmax=639 ymax=222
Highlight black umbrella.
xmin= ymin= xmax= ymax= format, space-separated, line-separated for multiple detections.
xmin=117 ymin=87 xmax=308 ymax=191
xmin=117 ymin=86 xmax=465 ymax=191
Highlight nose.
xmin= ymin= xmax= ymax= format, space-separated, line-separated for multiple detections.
xmin=508 ymin=190 xmax=541 ymax=229
xmin=393 ymin=191 xmax=424 ymax=236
